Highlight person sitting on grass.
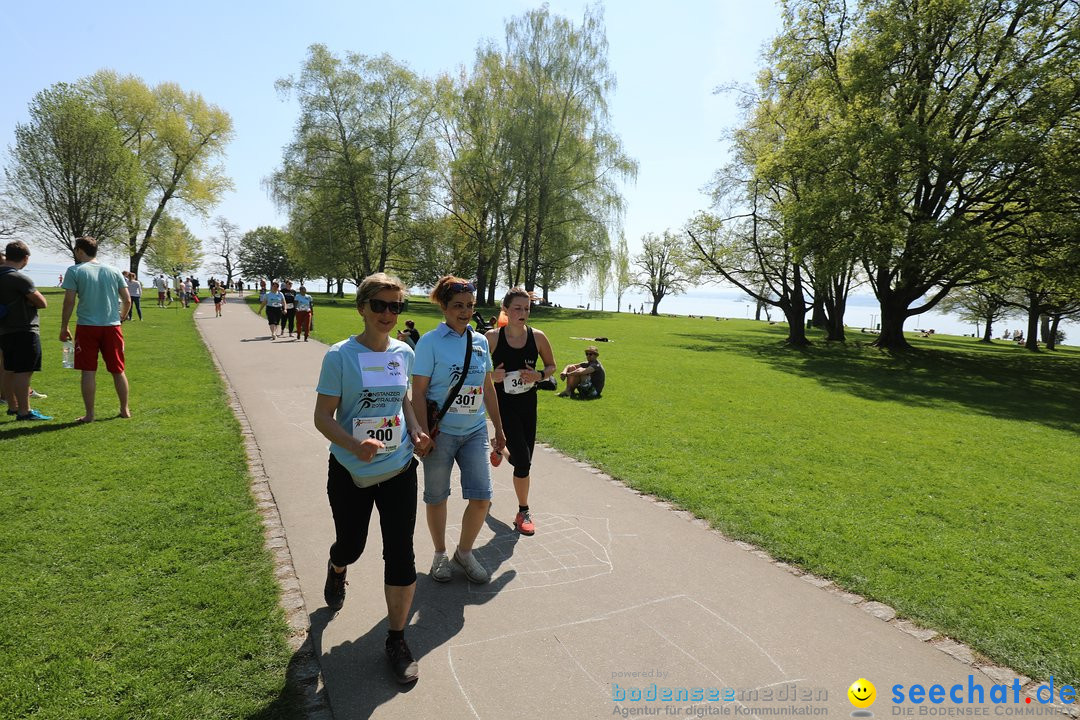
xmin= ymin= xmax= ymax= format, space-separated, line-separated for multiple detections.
xmin=558 ymin=346 xmax=605 ymax=399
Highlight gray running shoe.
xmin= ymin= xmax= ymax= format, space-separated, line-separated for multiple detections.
xmin=451 ymin=549 xmax=490 ymax=584
xmin=430 ymin=553 xmax=452 ymax=583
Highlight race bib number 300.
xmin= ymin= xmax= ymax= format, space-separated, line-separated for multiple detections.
xmin=447 ymin=385 xmax=484 ymax=414
xmin=352 ymin=415 xmax=403 ymax=453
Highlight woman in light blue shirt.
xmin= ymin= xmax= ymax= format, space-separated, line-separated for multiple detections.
xmin=412 ymin=276 xmax=506 ymax=585
xmin=313 ymin=272 xmax=432 ymax=684
xmin=257 ymin=281 xmax=286 ymax=339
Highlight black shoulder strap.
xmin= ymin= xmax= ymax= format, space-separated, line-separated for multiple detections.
xmin=435 ymin=327 xmax=473 ymax=422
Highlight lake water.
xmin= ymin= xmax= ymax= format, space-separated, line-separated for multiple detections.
xmin=22 ymin=259 xmax=1072 ymax=343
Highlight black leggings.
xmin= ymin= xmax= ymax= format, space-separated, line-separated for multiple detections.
xmin=326 ymin=454 xmax=418 ymax=586
xmin=281 ymin=309 xmax=296 ymax=333
xmin=499 ymin=391 xmax=537 ymax=478
xmin=127 ymin=296 xmax=142 ymax=320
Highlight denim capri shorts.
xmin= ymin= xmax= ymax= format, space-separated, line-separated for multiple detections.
xmin=421 ymin=425 xmax=493 ymax=503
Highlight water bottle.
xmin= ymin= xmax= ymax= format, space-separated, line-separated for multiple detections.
xmin=62 ymin=340 xmax=75 ymax=369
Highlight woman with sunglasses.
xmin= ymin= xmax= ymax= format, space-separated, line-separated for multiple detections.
xmin=412 ymin=276 xmax=506 ymax=584
xmin=487 ymin=288 xmax=556 ymax=536
xmin=313 ymin=273 xmax=432 ymax=684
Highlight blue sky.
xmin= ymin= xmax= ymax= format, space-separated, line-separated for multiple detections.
xmin=2 ymin=0 xmax=782 ymax=265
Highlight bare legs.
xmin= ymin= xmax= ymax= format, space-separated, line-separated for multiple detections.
xmin=385 ymin=583 xmax=415 ymax=632
xmin=78 ymin=370 xmax=130 ymax=422
xmin=426 ymin=498 xmax=490 ymax=553
xmin=513 ymin=474 xmax=531 ymax=507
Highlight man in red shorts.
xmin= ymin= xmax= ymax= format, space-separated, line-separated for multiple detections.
xmin=59 ymin=236 xmax=133 ymax=423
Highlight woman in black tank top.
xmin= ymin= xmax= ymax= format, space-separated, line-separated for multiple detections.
xmin=486 ymin=288 xmax=557 ymax=536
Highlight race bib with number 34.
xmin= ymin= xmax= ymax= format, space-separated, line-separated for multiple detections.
xmin=503 ymin=370 xmax=534 ymax=395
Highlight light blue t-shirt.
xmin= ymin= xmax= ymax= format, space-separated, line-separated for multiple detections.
xmin=316 ymin=337 xmax=415 ymax=484
xmin=413 ymin=323 xmax=493 ymax=436
xmin=295 ymin=294 xmax=313 ymax=311
xmin=61 ymin=261 xmax=126 ymax=327
xmin=264 ymin=291 xmax=285 ymax=308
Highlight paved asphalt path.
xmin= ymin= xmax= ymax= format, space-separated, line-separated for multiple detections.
xmin=194 ymin=295 xmax=1039 ymax=720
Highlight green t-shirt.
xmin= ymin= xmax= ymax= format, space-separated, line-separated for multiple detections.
xmin=62 ymin=261 xmax=126 ymax=327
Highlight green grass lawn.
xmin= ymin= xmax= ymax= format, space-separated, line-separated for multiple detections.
xmin=288 ymin=292 xmax=1080 ymax=686
xmin=1 ymin=289 xmax=299 ymax=719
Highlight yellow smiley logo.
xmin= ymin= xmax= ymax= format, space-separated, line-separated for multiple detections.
xmin=848 ymin=678 xmax=876 ymax=708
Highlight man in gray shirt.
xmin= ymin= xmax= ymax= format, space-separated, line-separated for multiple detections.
xmin=0 ymin=241 xmax=51 ymax=420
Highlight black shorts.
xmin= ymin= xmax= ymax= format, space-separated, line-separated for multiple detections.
xmin=0 ymin=332 xmax=43 ymax=373
xmin=266 ymin=307 xmax=283 ymax=324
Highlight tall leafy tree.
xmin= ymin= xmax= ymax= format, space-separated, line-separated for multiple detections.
xmin=937 ymin=279 xmax=1020 ymax=343
xmin=633 ymin=231 xmax=693 ymax=315
xmin=436 ymin=47 xmax=522 ymax=303
xmin=206 ymin=216 xmax=241 ymax=285
xmin=775 ymin=0 xmax=1080 ymax=349
xmin=437 ymin=6 xmax=635 ymax=303
xmin=238 ymin=226 xmax=294 ymax=282
xmin=143 ymin=214 xmax=204 ymax=277
xmin=502 ymin=5 xmax=636 ymax=296
xmin=612 ymin=233 xmax=632 ymax=312
xmin=590 ymin=246 xmax=613 ymax=310
xmin=6 ymin=82 xmax=142 ymax=260
xmin=272 ymin=46 xmax=439 ymax=283
xmin=86 ymin=71 xmax=233 ymax=274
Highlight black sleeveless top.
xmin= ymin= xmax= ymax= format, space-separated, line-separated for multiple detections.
xmin=492 ymin=326 xmax=538 ymax=398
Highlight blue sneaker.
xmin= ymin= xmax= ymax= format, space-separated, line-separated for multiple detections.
xmin=16 ymin=409 xmax=52 ymax=421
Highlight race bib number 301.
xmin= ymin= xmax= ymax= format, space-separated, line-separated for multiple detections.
xmin=352 ymin=415 xmax=403 ymax=453
xmin=447 ymin=385 xmax=484 ymax=414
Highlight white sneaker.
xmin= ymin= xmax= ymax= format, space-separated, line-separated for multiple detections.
xmin=430 ymin=553 xmax=452 ymax=583
xmin=29 ymin=389 xmax=47 ymax=399
xmin=451 ymin=549 xmax=490 ymax=584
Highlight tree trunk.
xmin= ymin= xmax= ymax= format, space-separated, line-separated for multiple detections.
xmin=475 ymin=254 xmax=489 ymax=306
xmin=1047 ymin=316 xmax=1061 ymax=351
xmin=1040 ymin=314 xmax=1052 ymax=344
xmin=811 ymin=295 xmax=826 ymax=328
xmin=824 ymin=312 xmax=845 ymax=342
xmin=783 ymin=267 xmax=811 ymax=346
xmin=822 ymin=290 xmax=847 ymax=342
xmin=782 ymin=302 xmax=810 ymax=346
xmin=1024 ymin=302 xmax=1039 ymax=351
xmin=487 ymin=252 xmax=498 ymax=306
xmin=981 ymin=313 xmax=994 ymax=343
xmin=335 ymin=278 xmax=344 ymax=298
xmin=650 ymin=295 xmax=661 ymax=315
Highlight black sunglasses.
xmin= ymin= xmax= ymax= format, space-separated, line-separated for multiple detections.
xmin=367 ymin=298 xmax=406 ymax=314
xmin=447 ymin=282 xmax=475 ymax=294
